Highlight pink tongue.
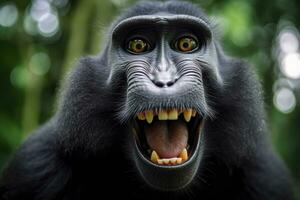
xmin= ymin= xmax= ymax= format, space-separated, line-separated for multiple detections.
xmin=144 ymin=120 xmax=188 ymax=158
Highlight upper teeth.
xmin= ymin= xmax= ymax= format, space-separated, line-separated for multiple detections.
xmin=183 ymin=109 xmax=192 ymax=122
xmin=145 ymin=111 xmax=154 ymax=124
xmin=168 ymin=109 xmax=178 ymax=120
xmin=137 ymin=109 xmax=197 ymax=124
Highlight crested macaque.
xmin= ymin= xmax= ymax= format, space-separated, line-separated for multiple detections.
xmin=0 ymin=1 xmax=294 ymax=200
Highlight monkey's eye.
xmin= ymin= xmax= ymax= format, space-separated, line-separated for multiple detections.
xmin=174 ymin=36 xmax=198 ymax=53
xmin=127 ymin=38 xmax=150 ymax=54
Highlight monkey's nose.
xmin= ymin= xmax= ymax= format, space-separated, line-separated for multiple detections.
xmin=152 ymin=72 xmax=177 ymax=88
xmin=153 ymin=80 xmax=175 ymax=88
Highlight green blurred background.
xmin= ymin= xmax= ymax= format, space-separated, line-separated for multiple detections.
xmin=0 ymin=0 xmax=299 ymax=197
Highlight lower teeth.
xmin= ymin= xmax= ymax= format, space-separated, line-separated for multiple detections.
xmin=157 ymin=157 xmax=182 ymax=165
xmin=150 ymin=148 xmax=188 ymax=166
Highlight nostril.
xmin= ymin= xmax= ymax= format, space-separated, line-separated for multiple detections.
xmin=154 ymin=81 xmax=165 ymax=88
xmin=166 ymin=81 xmax=175 ymax=87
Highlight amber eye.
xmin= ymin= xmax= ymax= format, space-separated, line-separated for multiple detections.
xmin=127 ymin=38 xmax=150 ymax=54
xmin=175 ymin=36 xmax=198 ymax=52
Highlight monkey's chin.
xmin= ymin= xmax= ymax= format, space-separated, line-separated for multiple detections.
xmin=132 ymin=117 xmax=204 ymax=191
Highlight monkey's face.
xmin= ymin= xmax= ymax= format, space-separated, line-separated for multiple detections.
xmin=107 ymin=14 xmax=222 ymax=191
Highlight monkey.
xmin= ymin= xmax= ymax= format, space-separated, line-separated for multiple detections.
xmin=0 ymin=1 xmax=294 ymax=199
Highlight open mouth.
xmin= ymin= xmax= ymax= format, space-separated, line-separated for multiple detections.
xmin=132 ymin=108 xmax=203 ymax=166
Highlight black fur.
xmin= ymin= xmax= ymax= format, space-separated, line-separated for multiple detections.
xmin=0 ymin=1 xmax=294 ymax=199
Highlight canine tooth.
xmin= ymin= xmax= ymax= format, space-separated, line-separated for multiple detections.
xmin=158 ymin=111 xmax=168 ymax=120
xmin=183 ymin=109 xmax=192 ymax=122
xmin=151 ymin=151 xmax=159 ymax=163
xmin=137 ymin=112 xmax=146 ymax=120
xmin=168 ymin=109 xmax=178 ymax=120
xmin=145 ymin=111 xmax=154 ymax=124
xmin=176 ymin=157 xmax=182 ymax=164
xmin=192 ymin=110 xmax=197 ymax=117
xmin=179 ymin=148 xmax=188 ymax=161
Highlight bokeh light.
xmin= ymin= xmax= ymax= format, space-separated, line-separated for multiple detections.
xmin=219 ymin=1 xmax=252 ymax=47
xmin=30 ymin=0 xmax=51 ymax=21
xmin=273 ymin=25 xmax=300 ymax=114
xmin=274 ymin=87 xmax=296 ymax=114
xmin=25 ymin=0 xmax=60 ymax=38
xmin=279 ymin=30 xmax=299 ymax=54
xmin=37 ymin=12 xmax=59 ymax=37
xmin=0 ymin=3 xmax=18 ymax=27
xmin=10 ymin=66 xmax=28 ymax=89
xmin=273 ymin=78 xmax=295 ymax=92
xmin=29 ymin=52 xmax=51 ymax=76
xmin=23 ymin=15 xmax=38 ymax=36
xmin=280 ymin=53 xmax=300 ymax=79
